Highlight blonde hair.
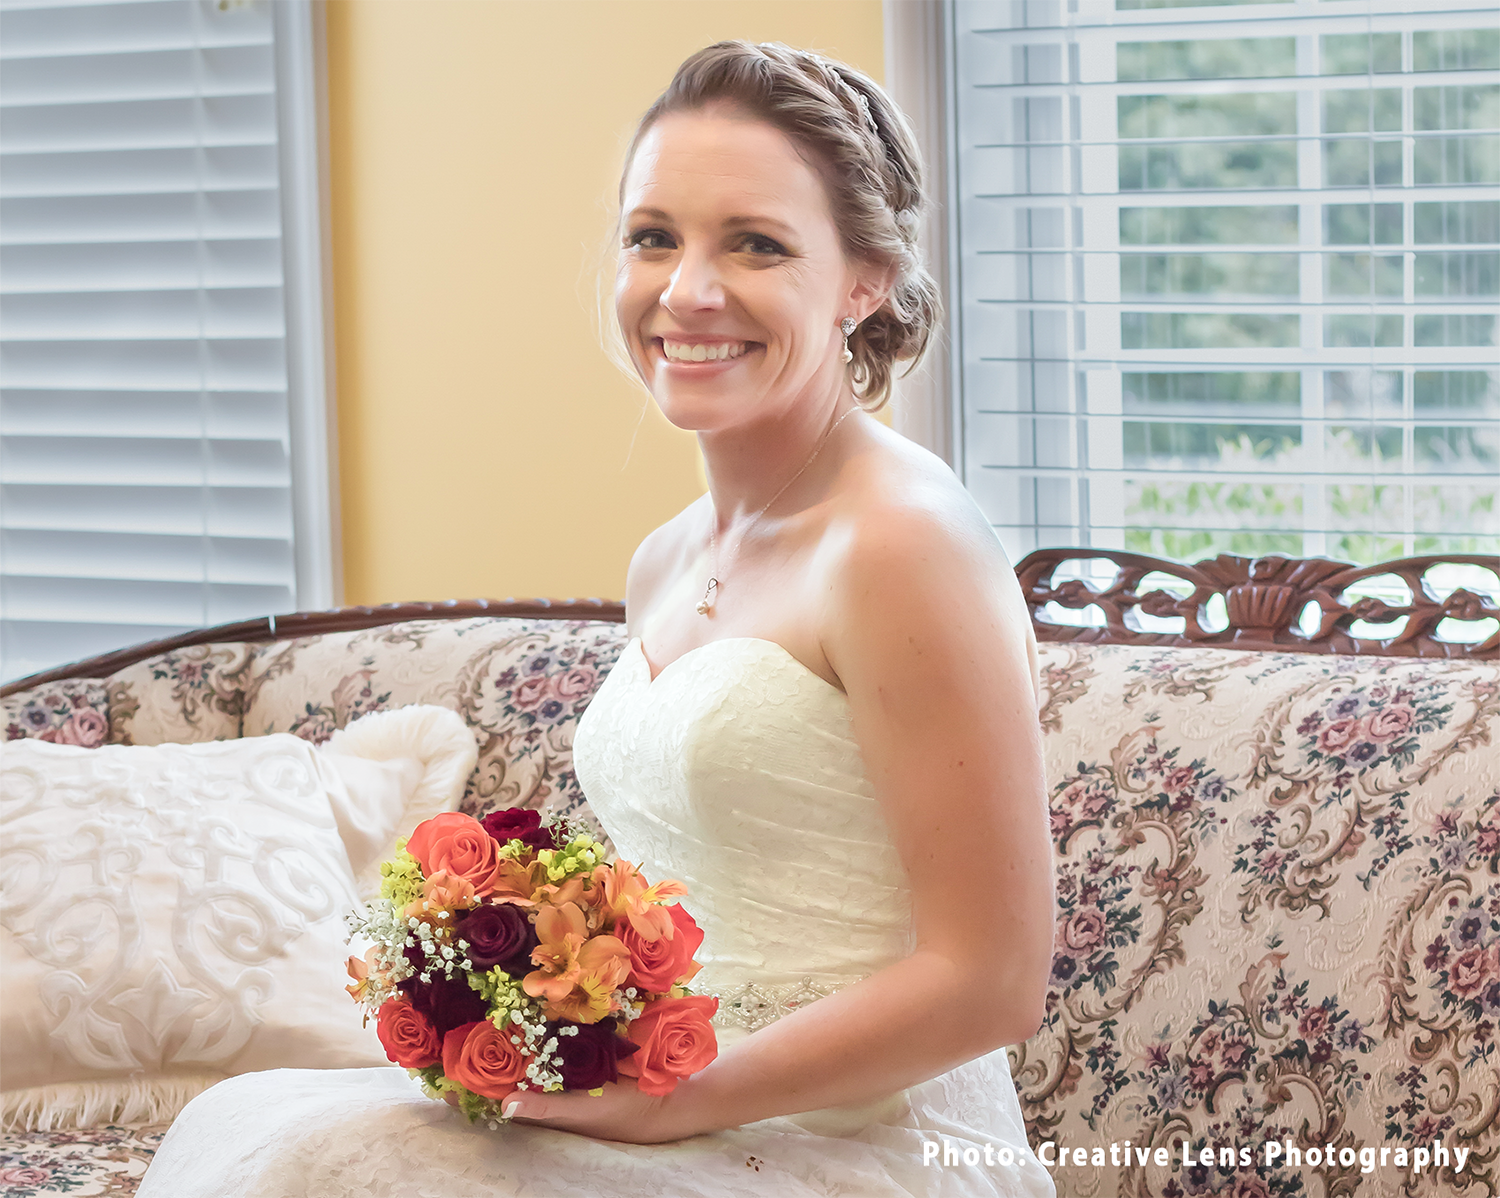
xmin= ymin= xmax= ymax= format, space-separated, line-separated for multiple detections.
xmin=615 ymin=40 xmax=941 ymax=411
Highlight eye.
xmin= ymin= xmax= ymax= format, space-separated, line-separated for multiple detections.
xmin=740 ymin=234 xmax=788 ymax=257
xmin=626 ymin=228 xmax=674 ymax=251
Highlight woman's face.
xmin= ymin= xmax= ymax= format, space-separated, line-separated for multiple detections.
xmin=615 ymin=107 xmax=880 ymax=432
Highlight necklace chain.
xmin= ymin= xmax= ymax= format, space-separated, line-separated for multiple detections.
xmin=698 ymin=405 xmax=857 ymax=616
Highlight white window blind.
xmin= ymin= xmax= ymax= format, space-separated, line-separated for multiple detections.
xmin=948 ymin=0 xmax=1500 ymax=566
xmin=0 ymin=0 xmax=334 ymax=685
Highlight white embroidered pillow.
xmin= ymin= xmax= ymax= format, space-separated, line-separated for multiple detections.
xmin=0 ymin=706 xmax=477 ymax=1131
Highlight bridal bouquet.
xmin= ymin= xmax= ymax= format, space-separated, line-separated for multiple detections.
xmin=344 ymin=808 xmax=718 ymax=1127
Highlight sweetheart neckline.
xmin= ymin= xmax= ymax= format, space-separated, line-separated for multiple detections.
xmin=626 ymin=635 xmax=846 ymax=698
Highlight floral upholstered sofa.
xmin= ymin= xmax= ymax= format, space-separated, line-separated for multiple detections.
xmin=2 ymin=551 xmax=1496 ymax=1198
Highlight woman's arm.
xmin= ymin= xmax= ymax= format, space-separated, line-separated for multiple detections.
xmin=511 ymin=500 xmax=1056 ymax=1142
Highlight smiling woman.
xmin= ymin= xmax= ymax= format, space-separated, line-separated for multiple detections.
xmin=137 ymin=40 xmax=1057 ymax=1198
xmin=614 ymin=42 xmax=939 ymax=415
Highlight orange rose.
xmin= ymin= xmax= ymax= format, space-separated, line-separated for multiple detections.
xmin=375 ymin=998 xmax=441 ymax=1069
xmin=406 ymin=813 xmax=504 ymax=897
xmin=621 ymin=903 xmax=703 ymax=994
xmin=442 ymin=1020 xmax=528 ymax=1100
xmin=617 ymin=995 xmax=719 ymax=1096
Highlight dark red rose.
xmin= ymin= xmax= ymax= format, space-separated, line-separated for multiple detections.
xmin=550 ymin=1018 xmax=638 ymax=1090
xmin=406 ymin=971 xmax=489 ymax=1036
xmin=456 ymin=902 xmax=539 ymax=975
xmin=481 ymin=807 xmax=558 ymax=853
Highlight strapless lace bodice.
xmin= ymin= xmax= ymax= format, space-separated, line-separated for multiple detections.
xmin=573 ymin=637 xmax=911 ymax=1035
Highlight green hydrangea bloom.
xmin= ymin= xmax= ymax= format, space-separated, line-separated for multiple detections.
xmin=379 ymin=839 xmax=424 ymax=908
xmin=535 ymin=834 xmax=607 ymax=883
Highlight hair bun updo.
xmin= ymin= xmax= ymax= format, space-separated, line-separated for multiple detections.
xmin=623 ymin=40 xmax=942 ymax=411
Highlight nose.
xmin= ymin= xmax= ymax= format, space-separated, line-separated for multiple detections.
xmin=661 ymin=243 xmax=724 ymax=315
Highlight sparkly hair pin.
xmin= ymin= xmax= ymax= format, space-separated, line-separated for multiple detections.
xmin=796 ymin=48 xmax=880 ymax=138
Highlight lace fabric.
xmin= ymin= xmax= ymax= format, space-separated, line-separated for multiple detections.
xmin=137 ymin=636 xmax=1054 ymax=1198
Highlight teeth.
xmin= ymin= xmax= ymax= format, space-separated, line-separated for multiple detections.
xmin=661 ymin=340 xmax=748 ymax=363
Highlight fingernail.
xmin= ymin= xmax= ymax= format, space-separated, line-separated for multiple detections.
xmin=502 ymin=1100 xmax=520 ymax=1119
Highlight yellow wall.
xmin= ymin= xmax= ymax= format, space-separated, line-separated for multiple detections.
xmin=325 ymin=0 xmax=885 ymax=606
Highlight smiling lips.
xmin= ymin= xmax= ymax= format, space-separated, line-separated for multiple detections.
xmin=657 ymin=338 xmax=754 ymax=363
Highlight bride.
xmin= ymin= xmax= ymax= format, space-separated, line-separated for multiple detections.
xmin=139 ymin=41 xmax=1057 ymax=1198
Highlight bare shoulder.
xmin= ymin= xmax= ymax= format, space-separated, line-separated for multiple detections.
xmin=819 ymin=423 xmax=1036 ymax=692
xmin=624 ymin=497 xmax=709 ymax=637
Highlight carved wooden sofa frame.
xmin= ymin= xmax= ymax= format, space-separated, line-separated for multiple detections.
xmin=3 ymin=550 xmax=1494 ymax=700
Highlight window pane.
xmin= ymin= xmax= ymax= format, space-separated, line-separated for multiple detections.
xmin=1414 ymin=314 xmax=1498 ymax=346
xmin=1324 ymin=140 xmax=1403 ymax=187
xmin=1122 ymin=141 xmax=1299 ymax=190
xmin=1414 ymin=29 xmax=1500 ymax=73
xmin=1118 ymin=38 xmax=1294 ymax=80
xmin=1414 ymin=201 xmax=1500 ymax=243
xmin=1414 ymin=134 xmax=1500 ymax=184
xmin=1326 ymin=370 xmax=1404 ymax=418
xmin=1415 ymin=371 xmax=1500 ymax=416
xmin=1325 ymin=89 xmax=1403 ymax=133
xmin=1116 ymin=0 xmax=1283 ymax=9
xmin=1415 ymin=425 xmax=1499 ymax=469
xmin=1121 ymin=253 xmax=1299 ymax=298
xmin=1414 ymin=251 xmax=1500 ymax=297
xmin=1121 ymin=93 xmax=1295 ymax=137
xmin=1414 ymin=87 xmax=1500 ymax=184
xmin=1324 ymin=203 xmax=1403 ymax=244
xmin=1122 ymin=312 xmax=1299 ymax=348
xmin=1123 ymin=371 xmax=1300 ymax=417
xmin=1323 ymin=33 xmax=1402 ymax=76
xmin=1325 ymin=253 xmax=1405 ymax=298
xmin=1124 ymin=422 xmax=1301 ymax=468
xmin=1325 ymin=315 xmax=1404 ymax=347
xmin=1328 ymin=425 xmax=1405 ymax=472
xmin=1415 ymin=86 xmax=1500 ymax=130
xmin=1120 ymin=205 xmax=1298 ymax=244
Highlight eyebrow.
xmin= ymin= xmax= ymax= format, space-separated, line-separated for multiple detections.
xmin=625 ymin=207 xmax=798 ymax=237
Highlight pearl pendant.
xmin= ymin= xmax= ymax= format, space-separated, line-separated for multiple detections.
xmin=696 ymin=599 xmax=712 ymax=615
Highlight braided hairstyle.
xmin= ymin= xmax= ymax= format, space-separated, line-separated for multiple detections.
xmin=622 ymin=41 xmax=941 ymax=411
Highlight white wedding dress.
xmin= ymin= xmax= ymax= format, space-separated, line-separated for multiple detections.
xmin=138 ymin=637 xmax=1054 ymax=1198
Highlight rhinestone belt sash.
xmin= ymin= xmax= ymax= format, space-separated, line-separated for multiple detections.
xmin=709 ymin=977 xmax=855 ymax=1033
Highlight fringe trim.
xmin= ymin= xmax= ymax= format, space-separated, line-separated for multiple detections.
xmin=2 ymin=1075 xmax=224 ymax=1131
xmin=325 ymin=705 xmax=478 ymax=817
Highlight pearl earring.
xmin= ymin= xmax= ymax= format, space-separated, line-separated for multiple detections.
xmin=840 ymin=317 xmax=856 ymax=364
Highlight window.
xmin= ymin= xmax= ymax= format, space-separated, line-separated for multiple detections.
xmin=0 ymin=0 xmax=336 ymax=684
xmin=947 ymin=0 xmax=1499 ymax=566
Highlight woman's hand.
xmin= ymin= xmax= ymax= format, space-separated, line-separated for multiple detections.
xmin=503 ymin=1079 xmax=693 ymax=1145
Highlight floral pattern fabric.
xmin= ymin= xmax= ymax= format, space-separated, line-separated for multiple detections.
xmin=0 ymin=1125 xmax=166 ymax=1196
xmin=4 ymin=624 xmax=1496 ymax=1197
xmin=1 ymin=681 xmax=109 ymax=747
xmin=1020 ymin=643 xmax=1500 ymax=1197
xmin=103 ymin=643 xmax=256 ymax=746
xmin=238 ymin=618 xmax=625 ymax=844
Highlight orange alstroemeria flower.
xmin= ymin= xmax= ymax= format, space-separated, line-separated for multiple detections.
xmin=591 ymin=860 xmax=688 ymax=942
xmin=522 ymin=901 xmax=631 ymax=1023
xmin=486 ymin=856 xmax=547 ymax=907
xmin=403 ymin=868 xmax=479 ymax=923
xmin=345 ymin=945 xmax=385 ymax=1004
